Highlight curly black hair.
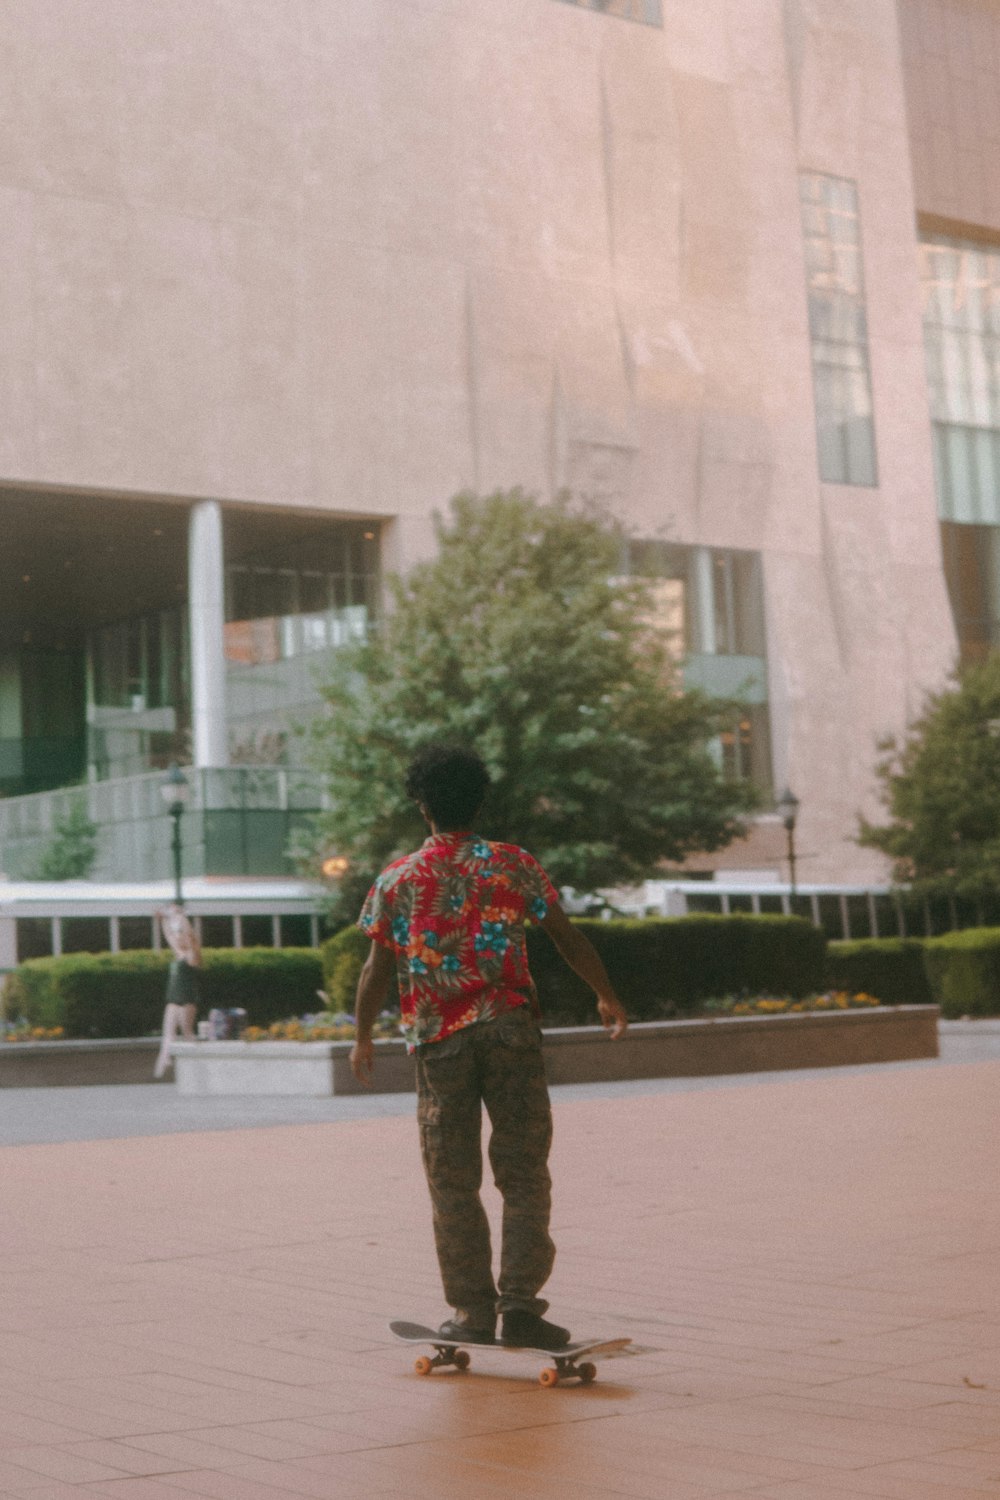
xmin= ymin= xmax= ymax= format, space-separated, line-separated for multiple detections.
xmin=404 ymin=744 xmax=491 ymax=830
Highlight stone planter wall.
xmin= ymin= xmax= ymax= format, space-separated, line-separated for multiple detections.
xmin=172 ymin=1006 xmax=939 ymax=1097
xmin=0 ymin=1007 xmax=938 ymax=1092
xmin=0 ymin=1038 xmax=162 ymax=1088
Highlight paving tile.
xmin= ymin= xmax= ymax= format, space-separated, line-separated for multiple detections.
xmin=55 ymin=1440 xmax=190 ymax=1477
xmin=0 ymin=1455 xmax=65 ymax=1490
xmin=7 ymin=1486 xmax=99 ymax=1500
xmin=114 ymin=1431 xmax=333 ymax=1472
xmin=0 ymin=1443 xmax=131 ymax=1483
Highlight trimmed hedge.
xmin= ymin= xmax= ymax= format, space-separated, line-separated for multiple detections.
xmin=321 ymin=926 xmax=380 ymax=1011
xmin=825 ymin=939 xmax=934 ymax=1008
xmin=2 ymin=915 xmax=827 ymax=1037
xmin=526 ymin=914 xmax=826 ymax=1024
xmin=922 ymin=927 xmax=1000 ymax=1018
xmin=3 ymin=948 xmax=324 ymax=1039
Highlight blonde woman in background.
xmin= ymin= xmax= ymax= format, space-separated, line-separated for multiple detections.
xmin=153 ymin=902 xmax=202 ymax=1078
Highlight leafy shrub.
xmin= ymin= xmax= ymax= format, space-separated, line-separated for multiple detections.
xmin=922 ymin=927 xmax=1000 ymax=1018
xmin=36 ymin=796 xmax=99 ymax=880
xmin=825 ymin=938 xmax=933 ymax=1007
xmin=526 ymin=914 xmax=825 ymax=1024
xmin=321 ymin=926 xmax=368 ymax=1010
xmin=3 ymin=948 xmax=324 ymax=1038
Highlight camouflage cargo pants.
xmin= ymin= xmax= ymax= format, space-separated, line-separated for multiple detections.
xmin=415 ymin=1004 xmax=555 ymax=1327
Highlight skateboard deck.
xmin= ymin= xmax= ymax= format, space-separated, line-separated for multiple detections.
xmin=390 ymin=1319 xmax=632 ymax=1386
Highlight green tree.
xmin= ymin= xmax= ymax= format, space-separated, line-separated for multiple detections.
xmin=36 ymin=796 xmax=99 ymax=881
xmin=304 ymin=490 xmax=757 ymax=917
xmin=859 ymin=653 xmax=1000 ymax=902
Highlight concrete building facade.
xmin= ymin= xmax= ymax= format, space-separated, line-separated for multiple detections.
xmin=0 ymin=0 xmax=993 ymax=886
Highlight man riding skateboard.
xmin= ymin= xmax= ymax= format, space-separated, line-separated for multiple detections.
xmin=350 ymin=744 xmax=628 ymax=1352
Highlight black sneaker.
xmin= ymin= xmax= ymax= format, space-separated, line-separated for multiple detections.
xmin=437 ymin=1319 xmax=495 ymax=1345
xmin=500 ymin=1310 xmax=571 ymax=1350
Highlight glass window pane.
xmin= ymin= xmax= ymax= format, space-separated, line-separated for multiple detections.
xmin=846 ymin=895 xmax=873 ymax=940
xmin=299 ymin=573 xmax=330 ymax=613
xmin=686 ymin=892 xmax=724 ymax=913
xmin=241 ymin=915 xmax=275 ymax=947
xmin=16 ymin=918 xmax=53 ymax=962
xmin=816 ymin=895 xmax=846 ymax=940
xmin=802 ymin=172 xmax=877 ymax=488
xmin=844 ymin=409 xmax=877 ymax=490
xmin=727 ymin=894 xmax=754 ymax=914
xmin=200 ymin=916 xmax=234 ymax=948
xmin=280 ymin=914 xmax=313 ymax=947
xmin=814 ymin=365 xmax=848 ymax=482
xmin=730 ymin=553 xmax=766 ymax=655
xmin=872 ymin=895 xmax=901 ymax=938
xmin=119 ymin=917 xmax=153 ymax=950
xmin=61 ymin=918 xmax=111 ymax=955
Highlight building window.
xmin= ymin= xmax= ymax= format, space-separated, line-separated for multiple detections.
xmin=921 ymin=236 xmax=1000 ymax=661
xmin=921 ymin=236 xmax=1000 ymax=526
xmin=939 ymin=520 xmax=1000 ymax=662
xmin=554 ymin=0 xmax=662 ymax=26
xmin=627 ymin=541 xmax=773 ymax=792
xmin=799 ymin=173 xmax=877 ymax=487
xmin=224 ymin=524 xmax=379 ymax=666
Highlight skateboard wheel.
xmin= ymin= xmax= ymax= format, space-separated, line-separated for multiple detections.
xmin=539 ymin=1366 xmax=560 ymax=1388
xmin=578 ymin=1362 xmax=597 ymax=1384
xmin=453 ymin=1349 xmax=471 ymax=1371
xmin=414 ymin=1356 xmax=433 ymax=1376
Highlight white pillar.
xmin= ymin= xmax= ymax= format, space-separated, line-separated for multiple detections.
xmin=693 ymin=547 xmax=718 ymax=655
xmin=189 ymin=501 xmax=228 ymax=768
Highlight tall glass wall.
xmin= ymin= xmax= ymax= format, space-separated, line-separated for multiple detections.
xmin=224 ymin=525 xmax=379 ymax=764
xmin=921 ymin=235 xmax=1000 ymax=660
xmin=85 ymin=519 xmax=380 ymax=779
xmin=88 ymin=609 xmax=188 ymax=778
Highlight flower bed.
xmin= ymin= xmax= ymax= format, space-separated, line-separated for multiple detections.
xmin=2 ymin=1022 xmax=65 ymax=1042
xmin=242 ymin=1011 xmax=398 ymax=1042
xmin=703 ymin=991 xmax=879 ymax=1017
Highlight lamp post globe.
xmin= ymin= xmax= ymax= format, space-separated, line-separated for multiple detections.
xmin=160 ymin=763 xmax=191 ymax=905
xmin=776 ymin=787 xmax=800 ymax=901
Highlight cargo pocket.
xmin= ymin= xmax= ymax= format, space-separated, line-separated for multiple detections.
xmin=496 ymin=1005 xmax=541 ymax=1049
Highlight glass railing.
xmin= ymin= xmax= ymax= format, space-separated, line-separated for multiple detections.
xmin=0 ymin=767 xmax=326 ymax=882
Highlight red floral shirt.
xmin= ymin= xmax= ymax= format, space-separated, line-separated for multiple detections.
xmin=358 ymin=833 xmax=559 ymax=1048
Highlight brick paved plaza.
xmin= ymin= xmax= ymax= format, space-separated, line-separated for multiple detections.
xmin=1 ymin=1054 xmax=999 ymax=1498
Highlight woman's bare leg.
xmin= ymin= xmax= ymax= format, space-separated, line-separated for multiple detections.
xmin=154 ymin=1003 xmax=181 ymax=1079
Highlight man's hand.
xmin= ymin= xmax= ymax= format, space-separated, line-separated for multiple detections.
xmin=597 ymin=993 xmax=628 ymax=1040
xmin=350 ymin=1036 xmax=375 ymax=1086
xmin=350 ymin=940 xmax=396 ymax=1088
xmin=540 ymin=904 xmax=628 ymax=1039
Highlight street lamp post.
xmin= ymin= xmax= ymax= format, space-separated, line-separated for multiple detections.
xmin=777 ymin=787 xmax=800 ymax=903
xmin=160 ymin=763 xmax=191 ymax=904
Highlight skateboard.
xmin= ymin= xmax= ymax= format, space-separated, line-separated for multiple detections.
xmin=389 ymin=1319 xmax=632 ymax=1387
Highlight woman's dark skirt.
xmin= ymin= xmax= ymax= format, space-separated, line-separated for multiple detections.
xmin=166 ymin=959 xmax=200 ymax=1008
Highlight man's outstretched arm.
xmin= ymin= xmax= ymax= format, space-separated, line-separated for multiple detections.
xmin=539 ymin=904 xmax=628 ymax=1038
xmin=350 ymin=939 xmax=397 ymax=1085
